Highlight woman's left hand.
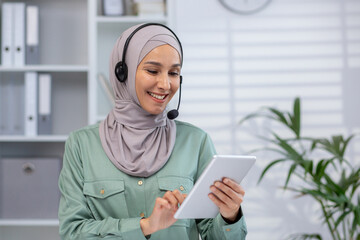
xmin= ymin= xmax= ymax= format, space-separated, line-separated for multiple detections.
xmin=208 ymin=177 xmax=245 ymax=223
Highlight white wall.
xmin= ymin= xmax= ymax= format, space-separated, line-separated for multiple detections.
xmin=174 ymin=0 xmax=360 ymax=239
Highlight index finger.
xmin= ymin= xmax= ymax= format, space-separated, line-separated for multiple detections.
xmin=172 ymin=189 xmax=186 ymax=205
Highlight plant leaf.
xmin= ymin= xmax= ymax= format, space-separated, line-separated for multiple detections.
xmin=268 ymin=107 xmax=289 ymax=126
xmin=334 ymin=210 xmax=351 ymax=229
xmin=340 ymin=134 xmax=355 ymax=158
xmin=284 ymin=163 xmax=297 ymax=189
xmin=293 ymin=97 xmax=301 ymax=138
xmin=258 ymin=158 xmax=288 ymax=184
xmin=287 ymin=233 xmax=322 ymax=240
xmin=238 ymin=112 xmax=274 ymax=126
xmin=314 ymin=159 xmax=334 ymax=182
xmin=323 ymin=174 xmax=346 ymax=195
xmin=272 ymin=133 xmax=303 ymax=163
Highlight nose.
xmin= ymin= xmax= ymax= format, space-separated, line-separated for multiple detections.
xmin=157 ymin=73 xmax=171 ymax=91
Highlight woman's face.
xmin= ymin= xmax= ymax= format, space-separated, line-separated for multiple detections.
xmin=135 ymin=44 xmax=181 ymax=115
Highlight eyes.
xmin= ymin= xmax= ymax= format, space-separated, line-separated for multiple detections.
xmin=145 ymin=69 xmax=180 ymax=77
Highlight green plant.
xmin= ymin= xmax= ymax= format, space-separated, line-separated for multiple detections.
xmin=239 ymin=97 xmax=360 ymax=240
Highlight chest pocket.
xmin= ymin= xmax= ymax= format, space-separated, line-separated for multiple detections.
xmin=83 ymin=180 xmax=129 ymax=219
xmin=157 ymin=176 xmax=194 ymax=227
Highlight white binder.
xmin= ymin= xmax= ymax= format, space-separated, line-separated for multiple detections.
xmin=1 ymin=3 xmax=14 ymax=66
xmin=0 ymin=78 xmax=11 ymax=134
xmin=24 ymin=72 xmax=38 ymax=136
xmin=13 ymin=3 xmax=26 ymax=66
xmin=26 ymin=5 xmax=39 ymax=64
xmin=11 ymin=74 xmax=25 ymax=135
xmin=38 ymin=73 xmax=52 ymax=134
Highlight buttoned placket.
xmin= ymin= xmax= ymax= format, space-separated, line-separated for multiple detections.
xmin=137 ymin=177 xmax=147 ymax=218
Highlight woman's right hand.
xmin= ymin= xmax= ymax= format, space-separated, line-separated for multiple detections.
xmin=140 ymin=189 xmax=186 ymax=236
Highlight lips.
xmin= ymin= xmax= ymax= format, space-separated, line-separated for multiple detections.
xmin=147 ymin=91 xmax=168 ymax=102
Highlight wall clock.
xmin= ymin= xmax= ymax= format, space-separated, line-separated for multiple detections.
xmin=218 ymin=0 xmax=272 ymax=15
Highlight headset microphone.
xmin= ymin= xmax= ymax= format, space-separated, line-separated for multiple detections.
xmin=167 ymin=76 xmax=182 ymax=120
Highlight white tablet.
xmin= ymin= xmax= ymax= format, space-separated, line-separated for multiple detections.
xmin=174 ymin=155 xmax=256 ymax=219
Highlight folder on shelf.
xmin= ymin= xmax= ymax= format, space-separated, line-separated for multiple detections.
xmin=26 ymin=5 xmax=40 ymax=64
xmin=12 ymin=74 xmax=25 ymax=135
xmin=0 ymin=73 xmax=25 ymax=135
xmin=0 ymin=78 xmax=11 ymax=135
xmin=24 ymin=72 xmax=38 ymax=136
xmin=38 ymin=73 xmax=52 ymax=135
xmin=1 ymin=3 xmax=14 ymax=66
xmin=13 ymin=3 xmax=26 ymax=67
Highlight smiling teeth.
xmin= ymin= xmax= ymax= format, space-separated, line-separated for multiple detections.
xmin=149 ymin=92 xmax=165 ymax=100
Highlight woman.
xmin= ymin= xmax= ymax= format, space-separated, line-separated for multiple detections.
xmin=58 ymin=23 xmax=247 ymax=239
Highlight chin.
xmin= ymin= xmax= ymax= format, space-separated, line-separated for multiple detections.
xmin=145 ymin=107 xmax=166 ymax=116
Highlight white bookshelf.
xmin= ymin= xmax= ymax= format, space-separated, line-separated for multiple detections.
xmin=0 ymin=0 xmax=88 ymax=239
xmin=0 ymin=0 xmax=175 ymax=239
xmin=0 ymin=65 xmax=89 ymax=72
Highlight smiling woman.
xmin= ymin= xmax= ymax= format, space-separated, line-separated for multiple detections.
xmin=58 ymin=23 xmax=248 ymax=240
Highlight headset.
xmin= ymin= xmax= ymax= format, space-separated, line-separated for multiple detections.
xmin=114 ymin=23 xmax=183 ymax=120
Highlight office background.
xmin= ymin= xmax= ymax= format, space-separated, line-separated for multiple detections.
xmin=176 ymin=0 xmax=360 ymax=239
xmin=0 ymin=0 xmax=359 ymax=239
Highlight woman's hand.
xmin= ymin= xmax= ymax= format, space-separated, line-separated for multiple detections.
xmin=140 ymin=189 xmax=186 ymax=236
xmin=208 ymin=177 xmax=245 ymax=223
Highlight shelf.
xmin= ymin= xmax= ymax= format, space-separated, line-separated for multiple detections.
xmin=0 ymin=65 xmax=89 ymax=72
xmin=0 ymin=135 xmax=68 ymax=142
xmin=96 ymin=15 xmax=167 ymax=23
xmin=0 ymin=219 xmax=59 ymax=226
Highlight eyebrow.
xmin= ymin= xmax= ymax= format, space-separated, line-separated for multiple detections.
xmin=144 ymin=61 xmax=181 ymax=68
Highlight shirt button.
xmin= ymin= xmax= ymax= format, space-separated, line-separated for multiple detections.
xmin=140 ymin=212 xmax=145 ymax=218
xmin=226 ymin=228 xmax=231 ymax=232
xmin=179 ymin=185 xmax=184 ymax=191
xmin=100 ymin=189 xmax=105 ymax=195
xmin=138 ymin=180 xmax=143 ymax=186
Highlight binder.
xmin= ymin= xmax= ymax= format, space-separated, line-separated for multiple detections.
xmin=12 ymin=74 xmax=25 ymax=135
xmin=13 ymin=3 xmax=26 ymax=66
xmin=38 ymin=73 xmax=52 ymax=135
xmin=24 ymin=72 xmax=38 ymax=136
xmin=1 ymin=3 xmax=14 ymax=66
xmin=0 ymin=78 xmax=11 ymax=134
xmin=0 ymin=73 xmax=24 ymax=135
xmin=26 ymin=5 xmax=40 ymax=64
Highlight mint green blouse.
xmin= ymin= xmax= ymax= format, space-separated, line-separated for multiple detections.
xmin=58 ymin=121 xmax=247 ymax=239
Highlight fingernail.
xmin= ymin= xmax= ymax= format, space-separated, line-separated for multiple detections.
xmin=215 ymin=182 xmax=220 ymax=187
xmin=224 ymin=178 xmax=229 ymax=183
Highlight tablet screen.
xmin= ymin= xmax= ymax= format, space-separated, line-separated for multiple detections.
xmin=174 ymin=155 xmax=256 ymax=219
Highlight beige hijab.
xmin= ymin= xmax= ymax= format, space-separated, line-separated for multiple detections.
xmin=99 ymin=24 xmax=182 ymax=177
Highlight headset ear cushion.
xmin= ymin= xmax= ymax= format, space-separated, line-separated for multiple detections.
xmin=115 ymin=61 xmax=128 ymax=82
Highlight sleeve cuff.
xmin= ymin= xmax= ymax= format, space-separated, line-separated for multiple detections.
xmin=215 ymin=213 xmax=247 ymax=238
